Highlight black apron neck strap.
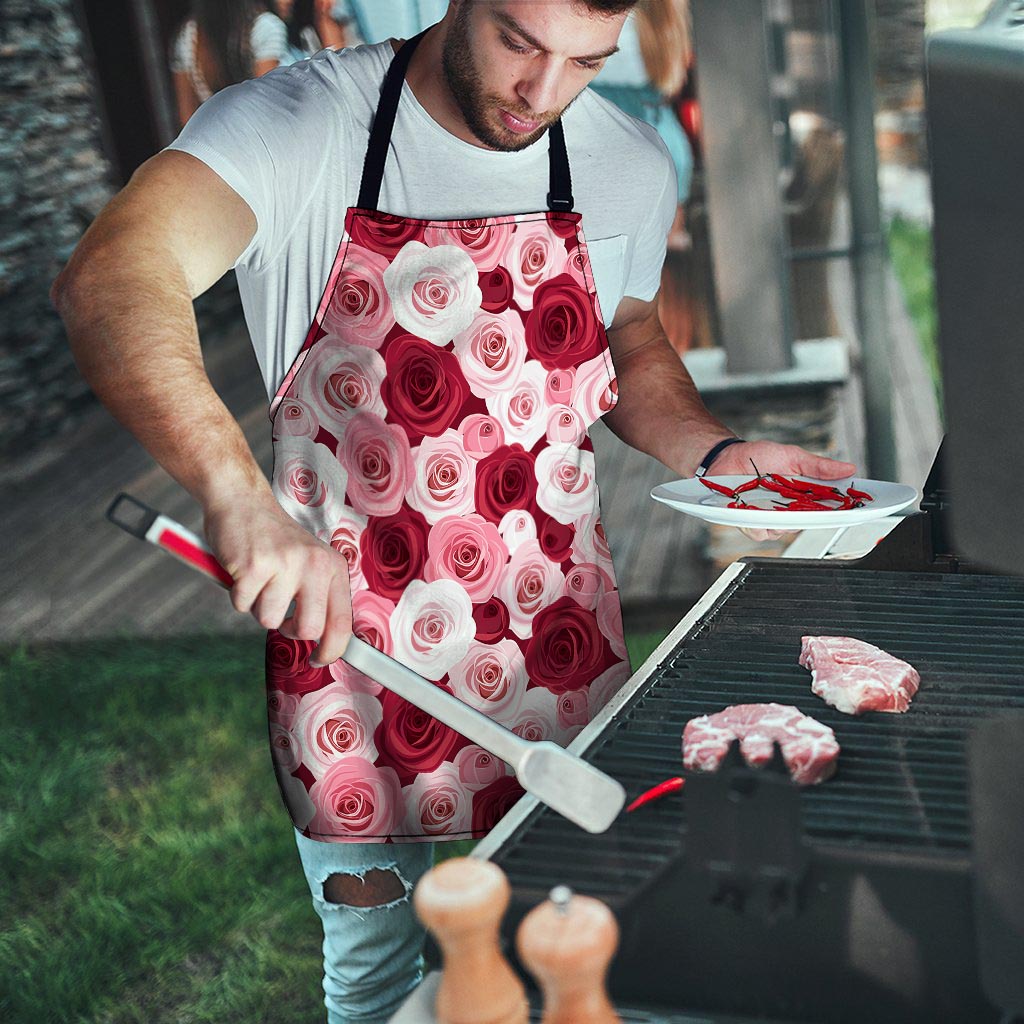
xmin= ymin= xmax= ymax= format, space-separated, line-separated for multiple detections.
xmin=357 ymin=31 xmax=575 ymax=215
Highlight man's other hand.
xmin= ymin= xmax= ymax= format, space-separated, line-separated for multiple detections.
xmin=707 ymin=440 xmax=858 ymax=543
xmin=204 ymin=498 xmax=352 ymax=666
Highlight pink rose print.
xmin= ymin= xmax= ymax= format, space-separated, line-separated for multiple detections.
xmin=328 ymin=657 xmax=383 ymax=697
xmin=564 ymin=562 xmax=614 ymax=611
xmin=266 ymin=634 xmax=330 ymax=696
xmin=360 ymin=506 xmax=430 ymax=600
xmin=545 ymin=405 xmax=587 ymax=446
xmin=571 ymin=510 xmax=616 ymax=578
xmin=377 ymin=688 xmax=465 ymax=784
xmin=407 ymin=430 xmax=477 ymax=525
xmin=340 ymin=411 xmax=414 ymax=518
xmin=320 ymin=244 xmax=396 ymax=348
xmin=460 ymin=414 xmax=505 ymax=460
xmin=448 ymin=638 xmax=527 ymax=724
xmin=268 ymin=689 xmax=300 ymax=729
xmin=270 ymin=722 xmax=301 ymax=774
xmin=526 ymin=596 xmax=612 ymax=695
xmin=424 ymin=513 xmax=509 ymax=603
xmin=424 ymin=219 xmax=514 ymax=272
xmin=571 ymin=351 xmax=619 ymax=427
xmin=390 ymin=579 xmax=475 ymax=679
xmin=351 ymin=589 xmax=396 ymax=657
xmin=308 ymin=756 xmax=402 ymax=838
xmin=382 ymin=335 xmax=471 ymax=443
xmin=328 ymin=506 xmax=367 ymax=592
xmin=496 ymin=538 xmax=564 ymax=640
xmin=453 ymin=309 xmax=527 ymax=399
xmin=498 ymin=509 xmax=537 ymax=555
xmin=510 ymin=686 xmax=559 ymax=743
xmin=472 ymin=596 xmax=510 ymax=643
xmin=478 ymin=265 xmax=514 ymax=312
xmin=401 ymin=763 xmax=472 ymax=836
xmin=556 ymin=688 xmax=590 ymax=744
xmin=471 ymin=774 xmax=526 ymax=834
xmin=297 ymin=344 xmax=387 ymax=428
xmin=508 ymin=221 xmax=568 ymax=310
xmin=597 ymin=589 xmax=628 ymax=660
xmin=535 ymin=443 xmax=598 ymax=525
xmin=474 ymin=444 xmax=538 ymax=524
xmin=587 ymin=661 xmax=632 ymax=716
xmin=293 ymin=687 xmax=383 ymax=776
xmin=455 ymin=744 xmax=510 ymax=792
xmin=486 ymin=361 xmax=549 ymax=451
xmin=564 ymin=242 xmax=591 ymax=291
xmin=382 ymin=241 xmax=483 ymax=346
xmin=348 ymin=212 xmax=425 ymax=259
xmin=545 ymin=367 xmax=575 ymax=406
xmin=273 ymin=396 xmax=319 ymax=440
xmin=525 ymin=274 xmax=604 ymax=370
xmin=273 ymin=435 xmax=348 ymax=535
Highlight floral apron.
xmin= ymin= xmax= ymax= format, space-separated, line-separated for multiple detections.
xmin=265 ymin=30 xmax=630 ymax=843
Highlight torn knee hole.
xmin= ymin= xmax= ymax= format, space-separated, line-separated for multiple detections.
xmin=322 ymin=868 xmax=407 ymax=908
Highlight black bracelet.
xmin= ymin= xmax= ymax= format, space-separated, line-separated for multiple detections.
xmin=695 ymin=437 xmax=745 ymax=478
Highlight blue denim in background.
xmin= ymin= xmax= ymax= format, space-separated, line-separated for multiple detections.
xmin=294 ymin=830 xmax=436 ymax=1024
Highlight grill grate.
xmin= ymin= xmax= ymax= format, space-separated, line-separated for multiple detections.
xmin=493 ymin=563 xmax=1024 ymax=902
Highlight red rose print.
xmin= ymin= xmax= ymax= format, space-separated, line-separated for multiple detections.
xmin=266 ymin=632 xmax=331 ymax=696
xmin=360 ymin=506 xmax=430 ymax=600
xmin=525 ymin=274 xmax=604 ymax=370
xmin=479 ymin=266 xmax=514 ymax=312
xmin=348 ymin=212 xmax=425 ymax=258
xmin=546 ymin=212 xmax=581 ymax=240
xmin=376 ymin=689 xmax=465 ymax=785
xmin=525 ymin=596 xmax=611 ymax=694
xmin=474 ymin=444 xmax=538 ymax=523
xmin=382 ymin=335 xmax=471 ymax=442
xmin=471 ymin=774 xmax=526 ymax=834
xmin=473 ymin=597 xmax=511 ymax=642
xmin=536 ymin=511 xmax=574 ymax=564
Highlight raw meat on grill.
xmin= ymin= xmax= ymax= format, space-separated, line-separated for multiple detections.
xmin=799 ymin=635 xmax=920 ymax=716
xmin=682 ymin=703 xmax=840 ymax=785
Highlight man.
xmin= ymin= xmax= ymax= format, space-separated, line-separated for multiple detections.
xmin=52 ymin=2 xmax=855 ymax=1020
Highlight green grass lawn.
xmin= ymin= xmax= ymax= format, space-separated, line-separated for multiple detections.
xmin=0 ymin=630 xmax=667 ymax=1023
xmin=887 ymin=215 xmax=942 ymax=405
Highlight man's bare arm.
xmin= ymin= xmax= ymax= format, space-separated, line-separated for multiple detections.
xmin=51 ymin=150 xmax=352 ymax=663
xmin=604 ymin=294 xmax=855 ymax=480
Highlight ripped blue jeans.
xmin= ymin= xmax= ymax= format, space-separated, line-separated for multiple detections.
xmin=294 ymin=830 xmax=436 ymax=1024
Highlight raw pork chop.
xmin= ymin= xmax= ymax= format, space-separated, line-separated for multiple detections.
xmin=799 ymin=636 xmax=920 ymax=716
xmin=682 ymin=703 xmax=839 ymax=786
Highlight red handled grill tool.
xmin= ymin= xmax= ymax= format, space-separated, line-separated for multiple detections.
xmin=106 ymin=493 xmax=627 ymax=835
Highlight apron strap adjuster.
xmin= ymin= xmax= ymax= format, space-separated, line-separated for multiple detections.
xmin=547 ymin=192 xmax=574 ymax=213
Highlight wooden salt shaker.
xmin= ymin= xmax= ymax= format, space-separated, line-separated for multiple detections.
xmin=413 ymin=857 xmax=528 ymax=1024
xmin=516 ymin=885 xmax=621 ymax=1024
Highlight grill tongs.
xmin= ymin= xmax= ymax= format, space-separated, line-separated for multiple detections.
xmin=107 ymin=493 xmax=626 ymax=835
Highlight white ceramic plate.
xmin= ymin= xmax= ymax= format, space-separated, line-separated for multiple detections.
xmin=650 ymin=476 xmax=920 ymax=530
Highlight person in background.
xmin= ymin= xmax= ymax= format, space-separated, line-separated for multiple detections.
xmin=277 ymin=0 xmax=350 ymax=63
xmin=171 ymin=0 xmax=289 ymax=127
xmin=592 ymin=0 xmax=693 ymax=233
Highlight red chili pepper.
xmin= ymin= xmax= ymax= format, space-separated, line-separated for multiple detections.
xmin=698 ymin=477 xmax=737 ymax=498
xmin=626 ymin=777 xmax=685 ymax=813
xmin=847 ymin=486 xmax=873 ymax=501
xmin=734 ymin=478 xmax=762 ymax=494
xmin=771 ymin=473 xmax=843 ymax=499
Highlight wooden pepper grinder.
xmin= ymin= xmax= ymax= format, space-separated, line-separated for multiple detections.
xmin=516 ymin=885 xmax=621 ymax=1024
xmin=413 ymin=857 xmax=528 ymax=1024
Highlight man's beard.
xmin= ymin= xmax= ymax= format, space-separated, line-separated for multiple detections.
xmin=441 ymin=4 xmax=558 ymax=151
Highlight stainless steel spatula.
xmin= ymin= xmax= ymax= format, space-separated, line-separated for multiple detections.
xmin=107 ymin=493 xmax=626 ymax=834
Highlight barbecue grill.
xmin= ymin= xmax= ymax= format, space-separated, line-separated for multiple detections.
xmin=463 ymin=10 xmax=1024 ymax=1023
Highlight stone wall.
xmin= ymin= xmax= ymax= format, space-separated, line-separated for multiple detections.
xmin=0 ymin=0 xmax=116 ymax=459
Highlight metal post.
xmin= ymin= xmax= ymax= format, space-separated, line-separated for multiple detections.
xmin=837 ymin=1 xmax=899 ymax=480
xmin=690 ymin=0 xmax=794 ymax=374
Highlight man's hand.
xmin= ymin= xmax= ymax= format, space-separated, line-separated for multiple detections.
xmin=204 ymin=496 xmax=352 ymax=667
xmin=707 ymin=440 xmax=857 ymax=542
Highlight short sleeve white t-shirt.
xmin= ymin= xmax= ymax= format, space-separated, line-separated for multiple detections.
xmin=168 ymin=40 xmax=677 ymax=399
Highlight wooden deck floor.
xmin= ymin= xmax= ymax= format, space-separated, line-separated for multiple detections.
xmin=2 ymin=251 xmax=940 ymax=646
